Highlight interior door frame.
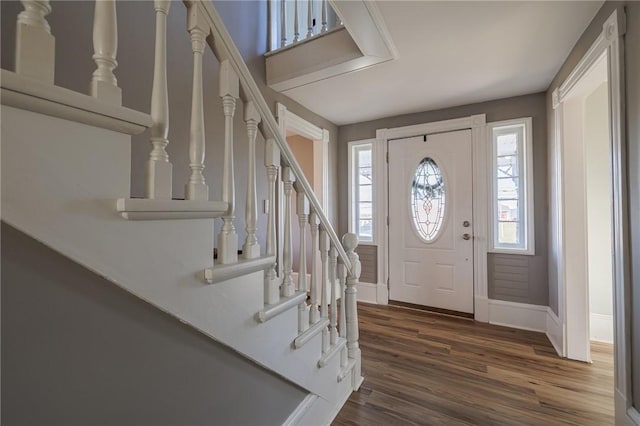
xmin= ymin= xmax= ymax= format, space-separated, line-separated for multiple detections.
xmin=551 ymin=8 xmax=636 ymax=423
xmin=375 ymin=114 xmax=490 ymax=321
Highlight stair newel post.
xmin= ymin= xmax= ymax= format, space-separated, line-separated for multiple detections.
xmin=319 ymin=228 xmax=330 ymax=353
xmin=243 ymin=101 xmax=261 ymax=259
xmin=217 ymin=59 xmax=240 ymax=264
xmin=15 ymin=0 xmax=55 ymax=83
xmin=321 ymin=0 xmax=328 ymax=32
xmin=293 ymin=0 xmax=299 ymax=43
xmin=306 ymin=0 xmax=313 ymax=38
xmin=329 ymin=242 xmax=338 ymax=346
xmin=264 ymin=139 xmax=281 ymax=304
xmin=90 ymin=0 xmax=122 ymax=105
xmin=185 ymin=6 xmax=209 ymax=201
xmin=146 ymin=0 xmax=172 ymax=199
xmin=309 ymin=210 xmax=320 ymax=324
xmin=338 ymin=258 xmax=348 ymax=367
xmin=295 ymin=183 xmax=309 ymax=332
xmin=343 ymin=233 xmax=362 ymax=389
xmin=281 ymin=167 xmax=296 ymax=297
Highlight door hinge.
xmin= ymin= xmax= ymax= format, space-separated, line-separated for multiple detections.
xmin=386 ymin=152 xmax=389 ymax=163
xmin=387 ymin=216 xmax=389 ymax=226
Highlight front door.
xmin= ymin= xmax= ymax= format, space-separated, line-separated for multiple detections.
xmin=388 ymin=130 xmax=474 ymax=313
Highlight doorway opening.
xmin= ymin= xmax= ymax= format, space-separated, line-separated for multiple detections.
xmin=560 ymin=52 xmax=613 ymax=362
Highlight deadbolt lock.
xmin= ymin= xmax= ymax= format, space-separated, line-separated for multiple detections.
xmin=463 ymin=220 xmax=470 ymax=227
xmin=462 ymin=233 xmax=471 ymax=240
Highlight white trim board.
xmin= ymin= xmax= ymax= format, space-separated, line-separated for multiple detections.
xmin=485 ymin=299 xmax=548 ymax=333
xmin=546 ymin=307 xmax=564 ymax=357
xmin=551 ymin=9 xmax=632 ymax=421
xmin=590 ymin=313 xmax=613 ymax=344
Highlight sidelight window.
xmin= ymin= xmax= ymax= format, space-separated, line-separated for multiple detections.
xmin=348 ymin=140 xmax=374 ymax=242
xmin=489 ymin=118 xmax=534 ymax=254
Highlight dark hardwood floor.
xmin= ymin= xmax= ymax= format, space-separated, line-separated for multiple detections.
xmin=333 ymin=303 xmax=614 ymax=426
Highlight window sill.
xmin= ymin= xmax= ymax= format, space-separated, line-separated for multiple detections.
xmin=488 ymin=248 xmax=535 ymax=256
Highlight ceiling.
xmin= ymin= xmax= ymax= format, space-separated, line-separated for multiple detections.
xmin=281 ymin=1 xmax=603 ymax=126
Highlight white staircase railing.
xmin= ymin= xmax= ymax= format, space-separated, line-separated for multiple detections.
xmin=271 ymin=0 xmax=341 ymax=51
xmin=9 ymin=0 xmax=362 ymax=392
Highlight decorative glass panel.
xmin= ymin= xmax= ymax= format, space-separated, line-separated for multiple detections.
xmin=411 ymin=157 xmax=446 ymax=242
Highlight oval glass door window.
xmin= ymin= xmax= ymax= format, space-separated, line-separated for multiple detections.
xmin=411 ymin=157 xmax=446 ymax=242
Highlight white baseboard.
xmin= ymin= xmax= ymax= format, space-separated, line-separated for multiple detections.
xmin=487 ymin=299 xmax=547 ymax=332
xmin=615 ymin=389 xmax=639 ymax=426
xmin=357 ymin=282 xmax=389 ymax=304
xmin=357 ymin=282 xmax=377 ymax=303
xmin=474 ymin=296 xmax=489 ymax=323
xmin=590 ymin=312 xmax=614 ymax=343
xmin=546 ymin=307 xmax=563 ymax=356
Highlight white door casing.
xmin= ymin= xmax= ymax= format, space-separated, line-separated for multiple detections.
xmin=388 ymin=130 xmax=474 ymax=313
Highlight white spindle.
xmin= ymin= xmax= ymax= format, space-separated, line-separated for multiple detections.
xmin=309 ymin=210 xmax=320 ymax=324
xmin=15 ymin=0 xmax=54 ymax=83
xmin=338 ymin=258 xmax=348 ymax=367
xmin=343 ymin=233 xmax=362 ymax=386
xmin=293 ymin=0 xmax=300 ymax=43
xmin=217 ymin=60 xmax=240 ymax=264
xmin=243 ymin=101 xmax=261 ymax=259
xmin=264 ymin=139 xmax=280 ymax=304
xmin=319 ymin=228 xmax=330 ymax=353
xmin=185 ymin=7 xmax=209 ymax=201
xmin=321 ymin=0 xmax=328 ymax=32
xmin=296 ymin=184 xmax=309 ymax=332
xmin=280 ymin=0 xmax=287 ymax=47
xmin=91 ymin=0 xmax=121 ymax=105
xmin=329 ymin=243 xmax=338 ymax=346
xmin=146 ymin=0 xmax=172 ymax=199
xmin=306 ymin=0 xmax=313 ymax=38
xmin=282 ymin=167 xmax=295 ymax=297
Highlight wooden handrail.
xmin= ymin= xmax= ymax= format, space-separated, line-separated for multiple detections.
xmin=188 ymin=0 xmax=352 ymax=274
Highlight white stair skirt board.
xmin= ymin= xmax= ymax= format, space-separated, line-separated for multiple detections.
xmin=590 ymin=313 xmax=614 ymax=343
xmin=117 ymin=198 xmax=228 ymax=221
xmin=294 ymin=318 xmax=329 ymax=349
xmin=257 ymin=291 xmax=308 ymax=323
xmin=546 ymin=307 xmax=563 ymax=357
xmin=0 ymin=106 xmax=343 ymax=401
xmin=286 ymin=381 xmax=355 ymax=426
xmin=317 ymin=338 xmax=346 ymax=368
xmin=487 ymin=299 xmax=548 ymax=333
xmin=205 ymin=255 xmax=276 ymax=284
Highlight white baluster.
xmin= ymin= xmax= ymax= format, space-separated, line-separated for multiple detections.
xmin=91 ymin=0 xmax=122 ymax=105
xmin=293 ymin=0 xmax=299 ymax=43
xmin=319 ymin=228 xmax=330 ymax=353
xmin=217 ymin=60 xmax=240 ymax=264
xmin=306 ymin=0 xmax=313 ymax=38
xmin=281 ymin=167 xmax=296 ymax=297
xmin=309 ymin=210 xmax=320 ymax=324
xmin=146 ymin=0 xmax=172 ymax=199
xmin=264 ymin=139 xmax=280 ymax=304
xmin=280 ymin=0 xmax=287 ymax=47
xmin=296 ymin=184 xmax=309 ymax=332
xmin=185 ymin=6 xmax=209 ymax=201
xmin=243 ymin=101 xmax=261 ymax=259
xmin=15 ymin=0 xmax=54 ymax=83
xmin=329 ymin=243 xmax=338 ymax=346
xmin=343 ymin=233 xmax=362 ymax=388
xmin=321 ymin=0 xmax=328 ymax=32
xmin=338 ymin=258 xmax=348 ymax=367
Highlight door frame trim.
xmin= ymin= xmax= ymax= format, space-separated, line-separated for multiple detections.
xmin=376 ymin=114 xmax=490 ymax=320
xmin=551 ymin=8 xmax=635 ymax=422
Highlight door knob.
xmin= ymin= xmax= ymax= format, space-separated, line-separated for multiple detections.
xmin=462 ymin=233 xmax=471 ymax=240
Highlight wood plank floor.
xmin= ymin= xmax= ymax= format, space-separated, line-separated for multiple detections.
xmin=333 ymin=303 xmax=614 ymax=426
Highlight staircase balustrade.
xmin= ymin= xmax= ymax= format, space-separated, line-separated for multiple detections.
xmin=8 ymin=0 xmax=362 ymax=391
xmin=270 ymin=0 xmax=340 ymax=52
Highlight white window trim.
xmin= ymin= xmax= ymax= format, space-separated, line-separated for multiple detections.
xmin=488 ymin=117 xmax=535 ymax=255
xmin=348 ymin=139 xmax=376 ymax=244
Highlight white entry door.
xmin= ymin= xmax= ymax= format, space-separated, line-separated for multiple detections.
xmin=388 ymin=130 xmax=474 ymax=313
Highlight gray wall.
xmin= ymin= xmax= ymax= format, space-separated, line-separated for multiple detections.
xmin=1 ymin=222 xmax=307 ymax=425
xmin=338 ymin=93 xmax=549 ymax=306
xmin=0 ymin=0 xmax=340 ymax=247
xmin=545 ymin=1 xmax=639 ymax=410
